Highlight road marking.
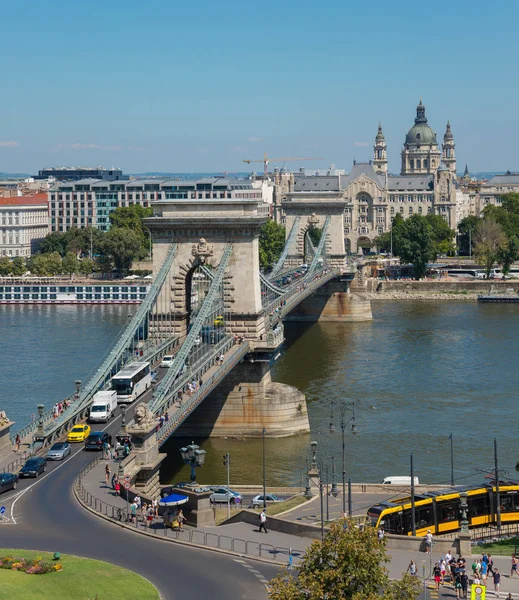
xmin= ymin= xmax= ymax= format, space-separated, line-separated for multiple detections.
xmin=234 ymin=560 xmax=272 ymax=590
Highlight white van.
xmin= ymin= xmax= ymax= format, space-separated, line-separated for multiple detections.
xmin=382 ymin=476 xmax=419 ymax=485
xmin=89 ymin=391 xmax=118 ymax=423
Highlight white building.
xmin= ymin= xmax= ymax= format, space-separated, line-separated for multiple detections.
xmin=0 ymin=194 xmax=49 ymax=257
xmin=477 ymin=172 xmax=519 ymax=214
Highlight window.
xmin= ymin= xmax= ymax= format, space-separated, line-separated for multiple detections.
xmin=416 ymin=506 xmax=433 ymax=529
xmin=438 ymin=500 xmax=459 ymax=523
xmin=409 ymin=207 xmax=413 ymax=214
xmin=410 ymin=159 xmax=414 ymax=169
xmin=399 ymin=206 xmax=404 ymax=213
xmin=390 ymin=207 xmax=395 ymax=215
xmin=416 ymin=159 xmax=421 ymax=169
xmin=468 ymin=494 xmax=490 ymax=518
xmin=418 ymin=206 xmax=423 ymax=214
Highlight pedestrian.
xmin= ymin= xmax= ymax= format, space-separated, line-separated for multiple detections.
xmin=511 ymin=554 xmax=519 ymax=577
xmin=378 ymin=527 xmax=385 ymax=541
xmin=454 ymin=573 xmax=463 ymax=599
xmin=15 ymin=434 xmax=21 ymax=452
xmin=134 ymin=494 xmax=141 ymax=510
xmin=146 ymin=505 xmax=154 ymax=528
xmin=177 ymin=509 xmax=185 ymax=532
xmin=488 ymin=554 xmax=495 ymax=576
xmin=493 ymin=568 xmax=501 ymax=597
xmin=104 ymin=463 xmax=111 ymax=486
xmin=440 ymin=558 xmax=447 ymax=584
xmin=111 ymin=473 xmax=117 ymax=489
xmin=425 ymin=529 xmax=433 ymax=553
xmin=480 ymin=558 xmax=488 ymax=585
xmin=258 ymin=510 xmax=268 ymax=533
xmin=152 ymin=498 xmax=159 ymax=519
xmin=130 ymin=501 xmax=137 ymax=524
xmin=433 ymin=563 xmax=442 ymax=591
xmin=460 ymin=570 xmax=469 ymax=599
xmin=407 ymin=560 xmax=417 ymax=576
xmin=115 ymin=479 xmax=121 ymax=496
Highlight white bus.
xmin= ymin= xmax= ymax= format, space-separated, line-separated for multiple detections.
xmin=112 ymin=361 xmax=151 ymax=403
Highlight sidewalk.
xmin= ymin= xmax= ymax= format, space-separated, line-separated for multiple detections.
xmin=79 ymin=461 xmax=519 ymax=594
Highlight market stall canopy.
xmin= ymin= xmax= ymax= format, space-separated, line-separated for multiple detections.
xmin=159 ymin=493 xmax=188 ymax=507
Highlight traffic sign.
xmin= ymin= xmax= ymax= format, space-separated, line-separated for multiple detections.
xmin=124 ymin=482 xmax=131 ymax=490
xmin=124 ymin=474 xmax=131 ymax=482
xmin=471 ymin=583 xmax=486 ymax=600
xmin=0 ymin=506 xmax=5 ymax=515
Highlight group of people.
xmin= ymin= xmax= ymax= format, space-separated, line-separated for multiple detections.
xmin=129 ymin=494 xmax=161 ymax=527
xmin=154 ymin=412 xmax=169 ymax=432
xmin=424 ymin=551 xmax=507 ymax=598
xmin=52 ymin=398 xmax=71 ymax=419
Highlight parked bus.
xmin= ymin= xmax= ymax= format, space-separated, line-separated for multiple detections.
xmin=367 ymin=483 xmax=519 ymax=536
xmin=111 ymin=361 xmax=151 ymax=403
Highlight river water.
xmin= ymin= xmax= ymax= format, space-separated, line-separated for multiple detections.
xmin=2 ymin=301 xmax=518 ymax=487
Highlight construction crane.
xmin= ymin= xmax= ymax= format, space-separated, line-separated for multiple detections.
xmin=243 ymin=152 xmax=323 ymax=178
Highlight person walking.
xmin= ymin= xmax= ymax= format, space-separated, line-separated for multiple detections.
xmin=152 ymin=498 xmax=159 ymax=519
xmin=15 ymin=433 xmax=21 ymax=452
xmin=258 ymin=509 xmax=268 ymax=533
xmin=378 ymin=527 xmax=385 ymax=541
xmin=433 ymin=563 xmax=442 ymax=591
xmin=146 ymin=505 xmax=154 ymax=528
xmin=493 ymin=568 xmax=501 ymax=597
xmin=114 ymin=479 xmax=121 ymax=497
xmin=425 ymin=529 xmax=433 ymax=553
xmin=177 ymin=509 xmax=185 ymax=532
xmin=407 ymin=560 xmax=417 ymax=576
xmin=104 ymin=463 xmax=111 ymax=486
xmin=134 ymin=494 xmax=141 ymax=510
xmin=130 ymin=500 xmax=137 ymax=524
xmin=511 ymin=554 xmax=519 ymax=578
xmin=111 ymin=473 xmax=117 ymax=490
xmin=460 ymin=570 xmax=469 ymax=600
xmin=480 ymin=558 xmax=488 ymax=585
xmin=487 ymin=554 xmax=495 ymax=576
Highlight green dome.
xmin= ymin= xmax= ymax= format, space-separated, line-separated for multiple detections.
xmin=405 ymin=123 xmax=437 ymax=146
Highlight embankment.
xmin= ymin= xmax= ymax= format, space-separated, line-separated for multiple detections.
xmin=365 ymin=279 xmax=519 ymax=300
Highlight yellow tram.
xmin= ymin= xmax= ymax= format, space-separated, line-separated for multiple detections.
xmin=367 ymin=484 xmax=519 ymax=536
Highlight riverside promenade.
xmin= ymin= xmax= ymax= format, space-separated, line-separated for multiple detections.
xmin=78 ymin=458 xmax=519 ymax=596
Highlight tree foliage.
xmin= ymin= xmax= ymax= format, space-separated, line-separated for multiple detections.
xmin=457 ymin=215 xmax=480 ymax=256
xmin=473 ymin=217 xmax=506 ymax=278
xmin=374 ymin=214 xmax=404 ymax=253
xmin=101 ymin=228 xmax=142 ymax=273
xmin=62 ymin=251 xmax=79 ymax=275
xmin=109 ymin=205 xmax=153 ymax=258
xmin=393 ymin=214 xmax=436 ymax=279
xmin=424 ymin=213 xmax=455 ymax=258
xmin=307 ymin=227 xmax=323 ymax=248
xmin=268 ymin=521 xmax=420 ymax=600
xmin=259 ymin=219 xmax=286 ymax=270
xmin=498 ymin=235 xmax=519 ymax=275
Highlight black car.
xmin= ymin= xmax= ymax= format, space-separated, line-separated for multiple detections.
xmin=84 ymin=431 xmax=112 ymax=450
xmin=19 ymin=457 xmax=47 ymax=478
xmin=0 ymin=472 xmax=19 ymax=493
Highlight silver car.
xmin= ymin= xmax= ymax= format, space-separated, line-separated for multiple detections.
xmin=46 ymin=442 xmax=71 ymax=460
xmin=209 ymin=487 xmax=242 ymax=504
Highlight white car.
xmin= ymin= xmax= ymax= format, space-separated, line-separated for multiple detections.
xmin=193 ymin=335 xmax=202 ymax=346
xmin=250 ymin=494 xmax=282 ymax=509
xmin=160 ymin=355 xmax=174 ymax=368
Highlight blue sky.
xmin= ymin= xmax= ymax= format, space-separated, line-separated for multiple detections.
xmin=0 ymin=0 xmax=518 ymax=174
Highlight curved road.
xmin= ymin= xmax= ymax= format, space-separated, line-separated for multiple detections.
xmin=1 ymin=387 xmax=280 ymax=599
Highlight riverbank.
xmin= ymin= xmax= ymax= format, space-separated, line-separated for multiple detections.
xmin=365 ymin=278 xmax=519 ymax=300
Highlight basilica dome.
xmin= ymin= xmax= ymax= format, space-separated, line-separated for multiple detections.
xmin=405 ymin=99 xmax=437 ymax=147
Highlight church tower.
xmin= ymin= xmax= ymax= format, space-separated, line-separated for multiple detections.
xmin=373 ymin=123 xmax=387 ymax=174
xmin=442 ymin=121 xmax=456 ymax=176
xmin=401 ymin=99 xmax=441 ymax=175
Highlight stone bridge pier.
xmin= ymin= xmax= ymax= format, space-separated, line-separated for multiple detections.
xmin=145 ymin=198 xmax=310 ymax=438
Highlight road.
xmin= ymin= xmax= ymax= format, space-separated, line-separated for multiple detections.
xmin=1 ymin=374 xmax=279 ymax=600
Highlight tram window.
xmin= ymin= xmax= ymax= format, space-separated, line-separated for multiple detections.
xmin=469 ymin=495 xmax=489 ymax=517
xmin=500 ymin=494 xmax=519 ymax=513
xmin=416 ymin=506 xmax=433 ymax=529
xmin=439 ymin=501 xmax=459 ymax=523
xmin=386 ymin=514 xmax=404 ymax=534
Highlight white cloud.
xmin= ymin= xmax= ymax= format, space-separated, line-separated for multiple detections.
xmin=353 ymin=141 xmax=369 ymax=147
xmin=247 ymin=137 xmax=262 ymax=143
xmin=0 ymin=141 xmax=20 ymax=148
xmin=55 ymin=143 xmax=123 ymax=151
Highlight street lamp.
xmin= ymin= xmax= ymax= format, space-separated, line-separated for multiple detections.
xmin=262 ymin=428 xmax=267 ymax=510
xmin=74 ymin=380 xmax=82 ymax=401
xmin=315 ymin=455 xmax=339 ymax=542
xmin=329 ymin=401 xmax=357 ymax=516
xmin=179 ymin=441 xmax=206 ymax=485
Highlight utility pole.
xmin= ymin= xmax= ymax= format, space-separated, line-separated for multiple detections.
xmin=410 ymin=453 xmax=416 ymax=536
xmin=223 ymin=453 xmax=230 ymax=519
xmin=449 ymin=433 xmax=454 ymax=486
xmin=348 ymin=477 xmax=352 ymax=517
xmin=262 ymin=428 xmax=267 ymax=510
xmin=495 ymin=438 xmax=501 ymax=534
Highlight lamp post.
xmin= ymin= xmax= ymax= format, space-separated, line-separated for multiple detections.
xmin=117 ymin=404 xmax=128 ymax=479
xmin=449 ymin=433 xmax=454 ymax=486
xmin=329 ymin=400 xmax=357 ymax=517
xmin=262 ymin=428 xmax=267 ymax=510
xmin=315 ymin=455 xmax=339 ymax=542
xmin=36 ymin=404 xmax=45 ymax=438
xmin=459 ymin=491 xmax=469 ymax=534
xmin=179 ymin=441 xmax=206 ymax=485
xmin=74 ymin=380 xmax=82 ymax=402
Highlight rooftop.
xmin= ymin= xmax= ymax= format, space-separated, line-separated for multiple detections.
xmin=0 ymin=193 xmax=48 ymax=207
xmin=483 ymin=173 xmax=519 ymax=186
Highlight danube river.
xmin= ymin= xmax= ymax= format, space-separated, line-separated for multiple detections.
xmin=2 ymin=301 xmax=518 ymax=486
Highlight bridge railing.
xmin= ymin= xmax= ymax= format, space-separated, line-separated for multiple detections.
xmin=75 ymin=458 xmax=305 ymax=565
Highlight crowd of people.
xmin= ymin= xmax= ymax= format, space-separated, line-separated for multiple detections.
xmin=52 ymin=398 xmax=71 ymax=419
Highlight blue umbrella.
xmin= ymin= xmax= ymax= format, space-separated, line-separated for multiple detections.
xmin=159 ymin=493 xmax=188 ymax=507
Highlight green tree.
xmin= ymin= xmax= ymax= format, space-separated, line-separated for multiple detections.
xmin=307 ymin=227 xmax=322 ymax=247
xmin=374 ymin=214 xmax=405 ymax=253
xmin=11 ymin=256 xmax=26 ymax=276
xmin=109 ymin=205 xmax=153 ymax=257
xmin=0 ymin=256 xmax=12 ymax=276
xmin=259 ymin=219 xmax=286 ymax=270
xmin=425 ymin=214 xmax=455 ymax=258
xmin=62 ymin=251 xmax=79 ymax=276
xmin=393 ymin=214 xmax=436 ymax=279
xmin=46 ymin=252 xmax=63 ymax=276
xmin=497 ymin=235 xmax=519 ymax=276
xmin=457 ymin=215 xmax=480 ymax=256
xmin=39 ymin=231 xmax=68 ymax=256
xmin=268 ymin=521 xmax=420 ymax=600
xmin=27 ymin=254 xmax=50 ymax=276
xmin=100 ymin=227 xmax=142 ymax=273
xmin=79 ymin=257 xmax=95 ymax=277
xmin=473 ymin=217 xmax=506 ymax=278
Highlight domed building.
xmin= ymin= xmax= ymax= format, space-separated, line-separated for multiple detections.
xmin=401 ymin=99 xmax=442 ymax=175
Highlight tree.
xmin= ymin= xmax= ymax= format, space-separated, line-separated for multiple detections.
xmin=425 ymin=214 xmax=455 ymax=258
xmin=100 ymin=227 xmax=142 ymax=273
xmin=259 ymin=219 xmax=286 ymax=270
xmin=393 ymin=214 xmax=436 ymax=279
xmin=62 ymin=251 xmax=79 ymax=276
xmin=473 ymin=217 xmax=506 ymax=278
xmin=498 ymin=235 xmax=519 ymax=275
xmin=268 ymin=521 xmax=420 ymax=600
xmin=457 ymin=215 xmax=480 ymax=256
xmin=39 ymin=231 xmax=68 ymax=256
xmin=0 ymin=256 xmax=12 ymax=276
xmin=374 ymin=214 xmax=405 ymax=254
xmin=79 ymin=257 xmax=95 ymax=277
xmin=11 ymin=256 xmax=26 ymax=276
xmin=109 ymin=205 xmax=153 ymax=257
xmin=307 ymin=227 xmax=322 ymax=247
xmin=27 ymin=254 xmax=50 ymax=276
xmin=46 ymin=252 xmax=63 ymax=276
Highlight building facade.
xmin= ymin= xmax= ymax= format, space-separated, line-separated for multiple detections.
xmin=49 ymin=177 xmax=264 ymax=232
xmin=0 ymin=194 xmax=49 ymax=257
xmin=477 ymin=172 xmax=519 ymax=214
xmin=36 ymin=167 xmax=128 ymax=182
xmin=276 ymin=100 xmax=460 ymax=252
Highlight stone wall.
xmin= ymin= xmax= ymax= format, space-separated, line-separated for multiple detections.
xmin=175 ymin=360 xmax=310 ymax=438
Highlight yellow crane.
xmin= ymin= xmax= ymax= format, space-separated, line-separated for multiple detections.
xmin=243 ymin=152 xmax=323 ymax=177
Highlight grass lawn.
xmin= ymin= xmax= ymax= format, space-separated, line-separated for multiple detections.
xmin=479 ymin=537 xmax=519 ymax=555
xmin=0 ymin=549 xmax=160 ymax=600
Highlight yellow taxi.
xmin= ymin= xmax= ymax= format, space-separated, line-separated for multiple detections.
xmin=214 ymin=315 xmax=224 ymax=327
xmin=67 ymin=424 xmax=91 ymax=443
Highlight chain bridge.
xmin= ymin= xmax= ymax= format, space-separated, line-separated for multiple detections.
xmin=11 ymin=196 xmax=372 ymax=495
